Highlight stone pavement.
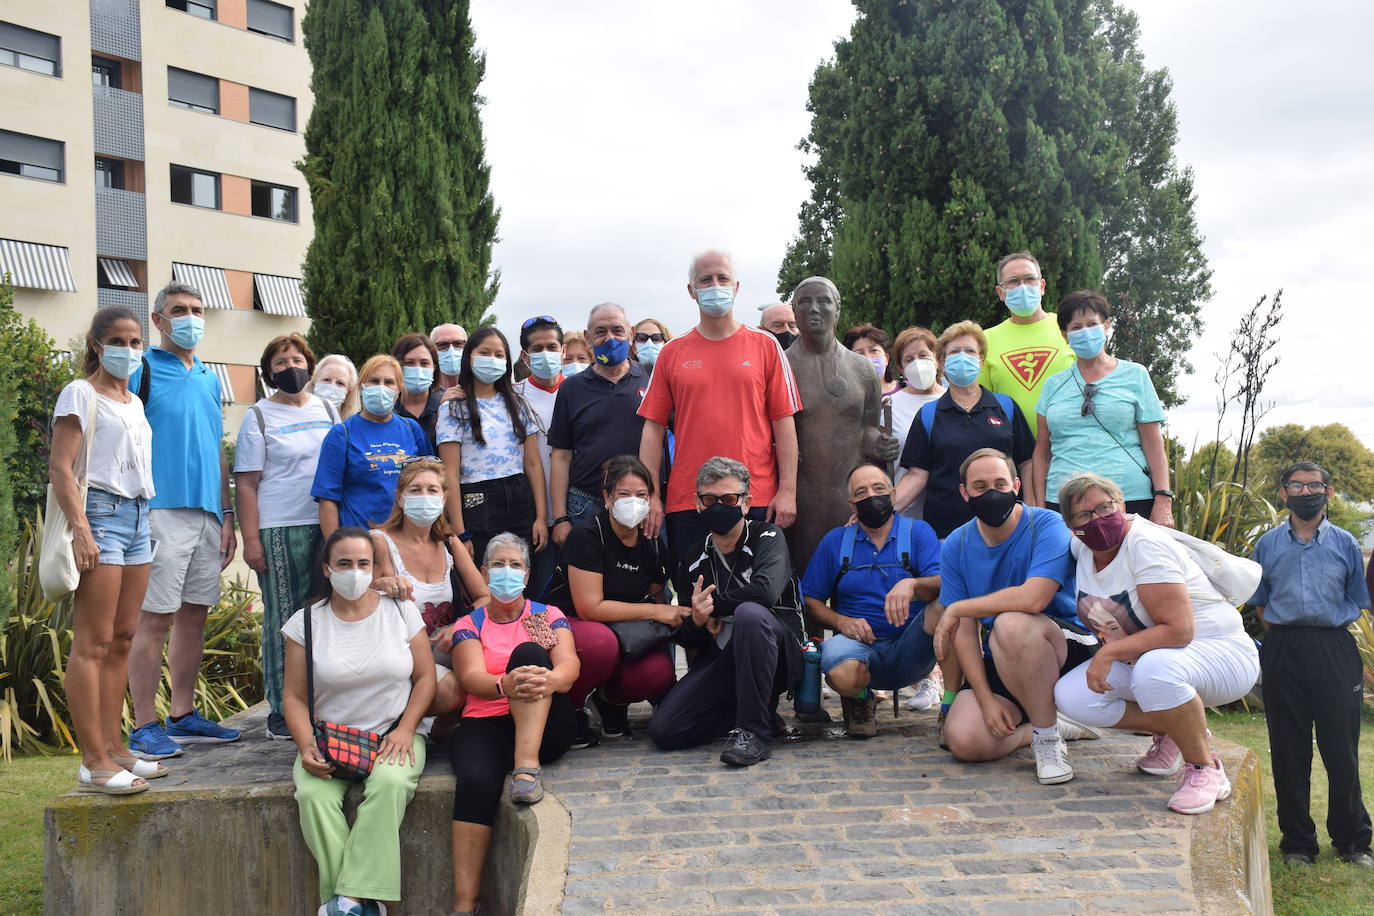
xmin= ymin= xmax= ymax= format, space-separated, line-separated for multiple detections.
xmin=540 ymin=694 xmax=1254 ymax=915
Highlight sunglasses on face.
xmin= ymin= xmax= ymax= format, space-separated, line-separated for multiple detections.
xmin=634 ymin=332 xmax=666 ymax=344
xmin=696 ymin=492 xmax=746 ymax=507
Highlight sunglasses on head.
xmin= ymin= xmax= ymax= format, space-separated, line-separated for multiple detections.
xmin=522 ymin=315 xmax=557 ymax=329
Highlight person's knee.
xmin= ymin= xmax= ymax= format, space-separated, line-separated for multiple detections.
xmin=1054 ymin=672 xmax=1117 ymax=728
xmin=368 ymin=760 xmax=420 ymax=795
xmin=825 ymin=660 xmax=868 ymax=695
xmin=944 ymin=714 xmax=1000 ymax=762
xmin=136 ymin=611 xmax=174 ymax=638
xmin=508 ymin=641 xmax=553 ymax=672
xmin=1131 ymin=652 xmax=1192 ymax=711
xmin=733 ymin=602 xmax=772 ymax=630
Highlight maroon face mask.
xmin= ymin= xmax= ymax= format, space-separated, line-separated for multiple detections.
xmin=1073 ymin=510 xmax=1128 ymax=552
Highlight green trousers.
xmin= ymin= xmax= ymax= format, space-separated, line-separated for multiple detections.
xmin=293 ymin=735 xmax=426 ymax=902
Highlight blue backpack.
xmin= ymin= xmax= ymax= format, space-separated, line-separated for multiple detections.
xmin=829 ymin=514 xmax=921 ymax=603
xmin=918 ymin=391 xmax=1016 ymax=438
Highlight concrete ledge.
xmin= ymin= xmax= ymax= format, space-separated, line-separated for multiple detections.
xmin=1191 ymin=739 xmax=1273 ymax=915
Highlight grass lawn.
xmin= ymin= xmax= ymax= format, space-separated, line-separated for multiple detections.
xmin=1209 ymin=710 xmax=1374 ymax=916
xmin=0 ymin=753 xmax=78 ymax=916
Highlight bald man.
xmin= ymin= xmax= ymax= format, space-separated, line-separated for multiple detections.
xmin=431 ymin=323 xmax=468 ymax=389
xmin=759 ymin=303 xmax=799 ymax=350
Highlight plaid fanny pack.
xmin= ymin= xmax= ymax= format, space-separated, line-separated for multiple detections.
xmin=313 ymin=719 xmax=395 ymax=781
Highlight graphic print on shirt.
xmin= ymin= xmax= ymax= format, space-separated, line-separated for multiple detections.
xmin=1077 ymin=589 xmax=1144 ymax=643
xmin=1000 ymin=347 xmax=1060 ymax=391
xmin=365 ymin=448 xmax=410 ymax=472
xmin=421 ymin=600 xmax=455 ymax=633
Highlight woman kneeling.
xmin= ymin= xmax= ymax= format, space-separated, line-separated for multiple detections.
xmin=1052 ymin=473 xmax=1258 ymax=815
xmin=283 ymin=527 xmax=437 ymax=916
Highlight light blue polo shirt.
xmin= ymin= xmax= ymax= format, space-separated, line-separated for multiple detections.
xmin=129 ymin=346 xmax=224 ymax=519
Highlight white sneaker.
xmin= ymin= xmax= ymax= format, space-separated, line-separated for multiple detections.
xmin=1032 ymin=733 xmax=1073 ymax=784
xmin=906 ymin=678 xmax=941 ymax=711
xmin=1056 ymin=713 xmax=1100 ymax=742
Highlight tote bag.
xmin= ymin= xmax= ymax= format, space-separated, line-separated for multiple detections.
xmin=40 ymin=384 xmax=100 ymax=600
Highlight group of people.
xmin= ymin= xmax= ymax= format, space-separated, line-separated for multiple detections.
xmin=51 ymin=247 xmax=1371 ymax=916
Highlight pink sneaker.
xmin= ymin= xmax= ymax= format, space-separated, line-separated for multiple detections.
xmin=1136 ymin=734 xmax=1183 ymax=776
xmin=1167 ymin=757 xmax=1231 ymax=815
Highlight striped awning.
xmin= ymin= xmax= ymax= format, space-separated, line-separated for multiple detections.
xmin=171 ymin=262 xmax=234 ymax=310
xmin=0 ymin=238 xmax=77 ymax=292
xmin=99 ymin=258 xmax=138 ymax=288
xmin=253 ymin=273 xmax=307 ymax=317
xmin=206 ymin=362 xmax=235 ymax=404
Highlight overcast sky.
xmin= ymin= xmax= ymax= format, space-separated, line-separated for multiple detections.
xmin=469 ymin=0 xmax=1374 ymax=453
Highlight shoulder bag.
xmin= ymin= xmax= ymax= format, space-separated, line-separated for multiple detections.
xmin=40 ymin=383 xmax=100 ymax=600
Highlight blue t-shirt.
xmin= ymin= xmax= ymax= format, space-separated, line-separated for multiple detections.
xmin=129 ymin=347 xmax=224 ymax=518
xmin=801 ymin=517 xmax=941 ymax=640
xmin=1036 ymin=361 xmax=1164 ymax=503
xmin=310 ymin=413 xmax=433 ymax=530
xmin=939 ymin=506 xmax=1078 ymax=639
xmin=1250 ymin=518 xmax=1370 ymax=628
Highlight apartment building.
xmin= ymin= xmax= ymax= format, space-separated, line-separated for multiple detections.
xmin=0 ymin=0 xmax=310 ymax=431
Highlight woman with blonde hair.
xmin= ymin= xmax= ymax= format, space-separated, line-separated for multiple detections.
xmin=306 ymin=353 xmax=360 ymax=418
xmin=560 ymin=332 xmax=594 ymax=377
xmin=630 ymin=317 xmax=672 ymax=372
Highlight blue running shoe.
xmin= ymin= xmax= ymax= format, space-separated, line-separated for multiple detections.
xmin=165 ymin=709 xmax=241 ymax=744
xmin=129 ymin=722 xmax=185 ymax=760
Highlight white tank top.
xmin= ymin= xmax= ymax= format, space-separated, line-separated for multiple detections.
xmin=375 ymin=530 xmax=455 ymax=634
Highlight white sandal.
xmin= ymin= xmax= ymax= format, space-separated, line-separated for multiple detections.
xmin=77 ymin=765 xmax=149 ymax=795
xmin=114 ymin=756 xmax=170 ymax=779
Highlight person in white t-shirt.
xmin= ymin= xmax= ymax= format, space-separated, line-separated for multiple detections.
xmin=235 ymin=334 xmax=340 ymax=741
xmin=282 ymin=527 xmax=436 ymax=916
xmin=50 ymin=306 xmax=158 ymax=794
xmin=1052 ymin=473 xmax=1259 ymax=815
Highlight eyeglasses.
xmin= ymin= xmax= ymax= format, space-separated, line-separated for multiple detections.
xmin=1081 ymin=382 xmax=1099 ymax=417
xmin=1283 ymin=480 xmax=1328 ymax=494
xmin=522 ymin=315 xmax=557 ymax=329
xmin=696 ymin=492 xmax=746 ymax=507
xmin=435 ymin=340 xmax=466 ymax=351
xmin=999 ymin=274 xmax=1042 ymax=290
xmin=634 ymin=332 xmax=666 ymax=344
xmin=1069 ymin=499 xmax=1118 ymax=527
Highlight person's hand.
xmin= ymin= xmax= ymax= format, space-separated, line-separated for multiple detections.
xmin=705 ymin=617 xmax=724 ymax=636
xmin=531 ymin=520 xmax=548 ymax=552
xmin=1085 ymin=652 xmax=1115 ymax=694
xmin=220 ymin=518 xmax=238 ymax=569
xmin=506 ymin=665 xmax=551 ymax=702
xmin=441 ymin=385 xmax=466 ymax=403
xmin=934 ymin=605 xmax=962 ymax=662
xmin=552 ymin=520 xmax=572 ymax=546
xmin=767 ymin=489 xmax=797 ymax=528
xmin=243 ymin=537 xmax=266 ymax=574
xmin=377 ymin=726 xmax=416 ymax=766
xmin=642 ymin=496 xmax=664 ymax=539
xmin=690 ymin=575 xmax=716 ymax=627
xmin=651 ymin=603 xmax=690 ymax=627
xmin=836 ymin=614 xmax=875 ymax=644
xmin=883 ymin=579 xmax=917 ymax=628
xmin=979 ymin=694 xmax=1020 ymax=740
xmin=73 ymin=526 xmax=100 ymax=573
xmin=372 ymin=576 xmax=414 ymax=601
xmin=873 ymin=432 xmax=901 ymax=463
xmin=1150 ymin=498 xmax=1175 ymax=529
xmin=430 ymin=624 xmax=455 ymax=650
xmin=299 ymin=744 xmax=334 ymax=779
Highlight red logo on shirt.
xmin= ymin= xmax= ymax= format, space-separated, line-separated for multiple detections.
xmin=987 ymin=415 xmax=1003 ymax=426
xmin=637 ymin=388 xmax=647 ymax=399
xmin=1000 ymin=347 xmax=1058 ymax=391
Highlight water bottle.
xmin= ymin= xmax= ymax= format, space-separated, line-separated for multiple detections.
xmin=795 ymin=639 xmax=823 ymax=715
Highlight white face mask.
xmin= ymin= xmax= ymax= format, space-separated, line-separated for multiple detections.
xmin=611 ymin=496 xmax=651 ymax=528
xmin=329 ymin=567 xmax=372 ymax=601
xmin=315 ymin=384 xmax=347 ymax=406
xmin=904 ymin=357 xmax=938 ymax=391
xmin=403 ymin=494 xmax=444 ymax=527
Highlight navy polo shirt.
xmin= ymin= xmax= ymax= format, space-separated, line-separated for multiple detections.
xmin=801 ymin=518 xmax=941 ymax=640
xmin=547 ymin=361 xmax=649 ymax=494
xmin=1250 ymin=518 xmax=1370 ymax=628
xmin=898 ymin=387 xmax=1035 ymax=538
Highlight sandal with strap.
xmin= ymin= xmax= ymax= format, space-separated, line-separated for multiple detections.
xmin=114 ymin=756 xmax=170 ymax=779
xmin=508 ymin=767 xmax=544 ymax=805
xmin=77 ymin=765 xmax=149 ymax=795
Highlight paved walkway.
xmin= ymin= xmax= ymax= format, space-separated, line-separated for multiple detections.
xmin=543 ymin=694 xmax=1224 ymax=915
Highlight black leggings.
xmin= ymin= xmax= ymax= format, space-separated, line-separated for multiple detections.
xmin=449 ymin=641 xmax=576 ymax=826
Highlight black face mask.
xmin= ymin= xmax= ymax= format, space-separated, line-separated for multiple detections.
xmin=272 ymin=366 xmax=310 ymax=394
xmin=968 ymin=488 xmax=1018 ymax=527
xmin=772 ymin=330 xmax=798 ymax=351
xmin=700 ymin=501 xmax=744 ymax=535
xmin=1285 ymin=493 xmax=1327 ymax=521
xmin=854 ymin=494 xmax=894 ymax=529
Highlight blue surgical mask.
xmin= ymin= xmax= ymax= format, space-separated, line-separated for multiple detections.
xmin=361 ymin=384 xmax=397 ymax=415
xmin=402 ymin=366 xmax=434 ymax=393
xmin=527 ymin=350 xmax=563 ymax=380
xmin=166 ymin=314 xmax=205 ymax=349
xmin=1067 ymin=324 xmax=1107 ymax=359
xmin=562 ymin=361 xmax=588 ymax=377
xmin=438 ymin=348 xmax=463 ymax=376
xmin=593 ymin=336 xmax=629 ymax=366
xmin=1003 ymin=284 xmax=1041 ymax=318
xmin=943 ymin=352 xmax=982 ymax=388
xmin=637 ymin=341 xmax=662 ymax=365
xmin=402 ymin=494 xmax=445 ymax=527
xmin=488 ymin=566 xmax=527 ymax=602
xmin=100 ymin=345 xmax=142 ymax=379
xmin=695 ymin=285 xmax=734 ymax=317
xmin=471 ymin=355 xmax=506 ymax=384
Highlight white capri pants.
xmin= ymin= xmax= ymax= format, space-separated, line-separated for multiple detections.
xmin=1054 ymin=631 xmax=1259 ymax=728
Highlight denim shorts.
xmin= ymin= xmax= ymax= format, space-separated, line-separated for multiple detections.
xmin=821 ymin=611 xmax=936 ymax=690
xmin=566 ymin=486 xmax=601 ymax=526
xmin=86 ymin=487 xmax=153 ymax=566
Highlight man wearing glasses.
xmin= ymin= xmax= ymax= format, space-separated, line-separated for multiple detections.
xmin=1250 ymin=462 xmax=1373 ymax=868
xmin=650 ymin=457 xmax=804 ymax=767
xmin=430 ymin=323 xmax=468 ymax=393
xmin=979 ymin=251 xmax=1074 ymax=423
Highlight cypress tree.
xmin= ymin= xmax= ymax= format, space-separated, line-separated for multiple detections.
xmin=300 ymin=0 xmax=499 ymax=361
xmin=781 ymin=0 xmax=1209 ymax=405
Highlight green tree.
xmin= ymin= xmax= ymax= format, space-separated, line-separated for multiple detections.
xmin=1251 ymin=424 xmax=1374 ymax=503
xmin=780 ymin=0 xmax=1208 ymax=406
xmin=300 ymin=0 xmax=499 ymax=362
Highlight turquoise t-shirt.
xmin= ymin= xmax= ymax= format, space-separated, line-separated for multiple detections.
xmin=1035 ymin=360 xmax=1164 ymax=503
xmin=129 ymin=347 xmax=224 ymax=519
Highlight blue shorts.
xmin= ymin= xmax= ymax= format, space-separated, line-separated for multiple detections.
xmin=821 ymin=613 xmax=937 ymax=690
xmin=86 ymin=487 xmax=153 ymax=566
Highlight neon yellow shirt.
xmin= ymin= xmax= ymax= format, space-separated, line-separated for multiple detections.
xmin=977 ymin=314 xmax=1075 ymax=423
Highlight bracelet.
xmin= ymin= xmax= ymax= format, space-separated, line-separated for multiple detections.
xmin=553 ymin=516 xmax=572 ymax=526
xmin=457 ymin=531 xmax=473 ymax=543
xmin=495 ymin=674 xmax=505 ymax=698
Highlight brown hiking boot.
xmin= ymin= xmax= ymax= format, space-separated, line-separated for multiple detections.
xmin=841 ymin=693 xmax=878 ymax=739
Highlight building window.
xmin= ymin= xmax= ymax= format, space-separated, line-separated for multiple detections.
xmin=248 ymin=87 xmax=295 ymax=132
xmin=167 ymin=67 xmax=219 ymax=114
xmin=0 ymin=129 xmax=64 ymax=182
xmin=91 ymin=55 xmax=121 ymax=89
xmin=0 ymin=21 xmax=61 ymax=76
xmin=170 ymin=164 xmax=220 ymax=209
xmin=165 ymin=0 xmax=216 ymax=20
xmin=251 ymin=181 xmax=297 ymax=221
xmin=247 ymin=0 xmax=293 ymax=41
xmin=95 ymin=157 xmax=126 ymax=189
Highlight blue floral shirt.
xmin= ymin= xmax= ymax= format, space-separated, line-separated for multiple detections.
xmin=435 ymin=395 xmax=537 ymax=484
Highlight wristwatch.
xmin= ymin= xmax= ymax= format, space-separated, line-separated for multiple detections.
xmin=457 ymin=531 xmax=473 ymax=543
xmin=1152 ymin=489 xmax=1175 ymax=499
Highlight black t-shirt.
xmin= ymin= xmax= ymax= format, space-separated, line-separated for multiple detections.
xmin=563 ymin=512 xmax=666 ymax=608
xmin=546 ymin=362 xmax=649 ymax=493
